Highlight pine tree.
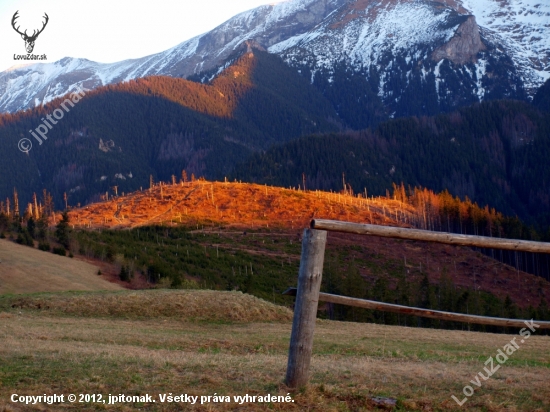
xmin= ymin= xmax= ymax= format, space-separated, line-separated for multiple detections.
xmin=119 ymin=266 xmax=130 ymax=282
xmin=36 ymin=214 xmax=48 ymax=241
xmin=55 ymin=211 xmax=70 ymax=249
xmin=27 ymin=217 xmax=36 ymax=239
xmin=504 ymin=295 xmax=517 ymax=319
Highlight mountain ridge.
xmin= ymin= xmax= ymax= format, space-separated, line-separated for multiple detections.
xmin=232 ymin=98 xmax=550 ymax=229
xmin=0 ymin=49 xmax=339 ymax=209
xmin=1 ymin=0 xmax=548 ymax=117
xmin=2 ymin=49 xmax=549 ymax=231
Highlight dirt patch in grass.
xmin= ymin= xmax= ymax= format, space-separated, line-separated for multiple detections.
xmin=4 ymin=290 xmax=292 ymax=323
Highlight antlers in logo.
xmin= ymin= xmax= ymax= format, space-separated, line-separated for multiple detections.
xmin=12 ymin=11 xmax=49 ymax=54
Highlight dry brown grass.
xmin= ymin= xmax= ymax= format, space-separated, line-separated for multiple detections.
xmin=67 ymin=180 xmax=411 ymax=231
xmin=4 ymin=290 xmax=292 ymax=322
xmin=0 ymin=239 xmax=122 ymax=295
xmin=0 ymin=300 xmax=548 ymax=411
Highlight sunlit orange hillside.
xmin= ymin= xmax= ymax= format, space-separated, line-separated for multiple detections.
xmin=66 ymin=180 xmax=550 ymax=308
xmin=68 ymin=180 xmax=413 ymax=230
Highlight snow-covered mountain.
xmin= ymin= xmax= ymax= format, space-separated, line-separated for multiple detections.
xmin=272 ymin=0 xmax=550 ymax=118
xmin=0 ymin=0 xmax=347 ymax=113
xmin=0 ymin=0 xmax=548 ymax=115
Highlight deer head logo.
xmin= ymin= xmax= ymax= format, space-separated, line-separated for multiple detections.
xmin=11 ymin=11 xmax=49 ymax=54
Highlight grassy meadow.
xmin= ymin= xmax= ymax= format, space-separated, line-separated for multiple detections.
xmin=0 ymin=290 xmax=549 ymax=411
xmin=0 ymin=240 xmax=122 ymax=295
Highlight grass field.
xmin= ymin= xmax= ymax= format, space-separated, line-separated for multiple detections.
xmin=0 ymin=290 xmax=548 ymax=411
xmin=0 ymin=240 xmax=122 ymax=295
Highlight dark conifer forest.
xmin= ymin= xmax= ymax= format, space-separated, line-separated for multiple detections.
xmin=0 ymin=50 xmax=549 ymax=238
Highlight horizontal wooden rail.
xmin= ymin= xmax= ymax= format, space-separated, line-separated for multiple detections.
xmin=311 ymin=219 xmax=550 ymax=253
xmin=283 ymin=288 xmax=550 ymax=330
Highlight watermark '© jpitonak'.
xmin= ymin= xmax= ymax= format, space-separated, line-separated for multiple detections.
xmin=18 ymin=87 xmax=88 ymax=153
xmin=451 ymin=319 xmax=540 ymax=406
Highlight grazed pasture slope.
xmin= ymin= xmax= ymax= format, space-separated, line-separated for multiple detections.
xmin=68 ymin=181 xmax=550 ymax=307
xmin=0 ymin=239 xmax=122 ymax=294
xmin=8 ymin=290 xmax=292 ymax=322
xmin=0 ymin=290 xmax=548 ymax=411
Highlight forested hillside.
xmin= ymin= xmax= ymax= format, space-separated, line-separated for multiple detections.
xmin=0 ymin=48 xmax=338 ymax=209
xmin=2 ymin=48 xmax=550 ymax=241
xmin=233 ymin=99 xmax=550 ymax=231
xmin=533 ymin=78 xmax=550 ymax=113
xmin=2 ymin=180 xmax=548 ymax=330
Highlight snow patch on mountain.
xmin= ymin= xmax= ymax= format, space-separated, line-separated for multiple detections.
xmin=271 ymin=1 xmax=458 ymax=63
xmin=0 ymin=0 xmax=349 ymax=113
xmin=272 ymin=1 xmax=462 ymax=99
xmin=460 ymin=0 xmax=550 ymax=88
xmin=0 ymin=0 xmax=549 ymax=114
xmin=475 ymin=58 xmax=488 ymax=100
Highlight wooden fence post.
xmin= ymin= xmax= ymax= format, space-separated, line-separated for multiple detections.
xmin=285 ymin=228 xmax=327 ymax=388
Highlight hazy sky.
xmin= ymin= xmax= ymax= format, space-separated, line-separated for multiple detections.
xmin=0 ymin=0 xmax=277 ymax=72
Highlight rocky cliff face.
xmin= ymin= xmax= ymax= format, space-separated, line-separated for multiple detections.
xmin=274 ymin=0 xmax=528 ymax=120
xmin=432 ymin=16 xmax=486 ymax=65
xmin=162 ymin=0 xmax=348 ymax=77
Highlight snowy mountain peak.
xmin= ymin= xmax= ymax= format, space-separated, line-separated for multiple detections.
xmin=0 ymin=0 xmax=548 ymax=114
xmin=464 ymin=0 xmax=550 ymax=84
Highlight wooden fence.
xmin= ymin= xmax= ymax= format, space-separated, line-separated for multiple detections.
xmin=284 ymin=219 xmax=550 ymax=388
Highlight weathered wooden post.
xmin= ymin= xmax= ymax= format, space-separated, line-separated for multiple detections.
xmin=285 ymin=228 xmax=327 ymax=388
